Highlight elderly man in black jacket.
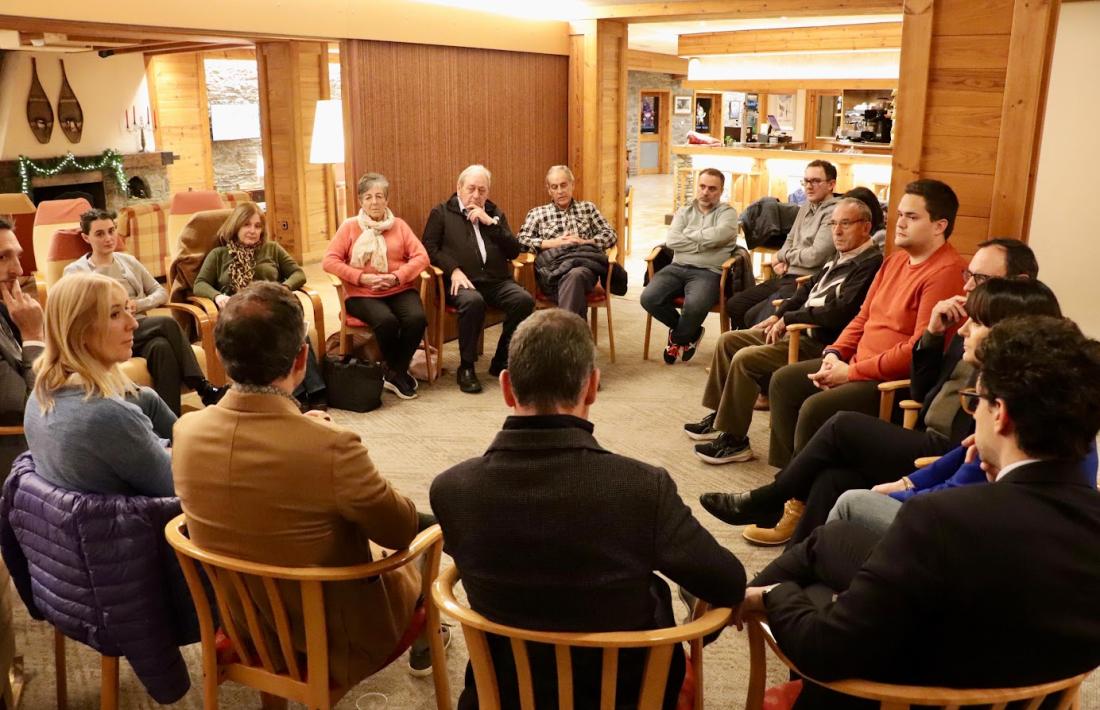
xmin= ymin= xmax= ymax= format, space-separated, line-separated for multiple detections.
xmin=431 ymin=308 xmax=746 ymax=709
xmin=423 ymin=164 xmax=534 ymax=394
xmin=516 ymin=165 xmax=617 ymax=319
xmin=737 ymin=316 xmax=1100 ymax=709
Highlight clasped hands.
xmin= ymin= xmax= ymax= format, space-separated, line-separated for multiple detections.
xmin=359 ymin=272 xmax=399 ymax=292
xmin=541 ymin=232 xmax=594 ymax=251
xmin=752 ymin=315 xmax=787 ymax=345
xmin=808 ymin=352 xmax=850 ymax=390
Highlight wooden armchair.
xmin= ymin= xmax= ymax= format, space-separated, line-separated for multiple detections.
xmin=513 ymin=247 xmax=617 ymax=363
xmin=325 ymin=270 xmax=434 ymax=376
xmin=165 ymin=516 xmax=450 ymax=710
xmin=432 ymin=565 xmax=733 ymax=710
xmin=745 ymin=617 xmax=1090 ymax=710
xmin=642 ymin=246 xmax=742 ymax=360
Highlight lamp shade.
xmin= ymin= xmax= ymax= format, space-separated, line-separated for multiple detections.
xmin=309 ymin=99 xmax=345 ymax=164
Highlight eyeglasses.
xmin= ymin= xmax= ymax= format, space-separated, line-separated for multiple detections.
xmin=801 ymin=178 xmax=829 ymax=187
xmin=963 ymin=270 xmax=995 ymax=286
xmin=827 ymin=218 xmax=868 ymax=229
xmin=959 ymin=387 xmax=989 ymax=415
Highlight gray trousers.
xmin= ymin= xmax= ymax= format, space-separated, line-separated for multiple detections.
xmin=552 ymin=267 xmax=599 ymax=319
xmin=828 ymin=489 xmax=901 ymax=539
xmin=702 ymin=329 xmax=824 ymax=439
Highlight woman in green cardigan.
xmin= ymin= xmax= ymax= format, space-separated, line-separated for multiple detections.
xmin=196 ymin=204 xmax=326 ymax=409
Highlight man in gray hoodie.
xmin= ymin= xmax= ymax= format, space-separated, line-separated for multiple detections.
xmin=641 ymin=168 xmax=738 ymax=364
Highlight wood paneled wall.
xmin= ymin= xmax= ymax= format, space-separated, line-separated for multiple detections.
xmin=888 ymin=0 xmax=1060 ymax=255
xmin=340 ymin=40 xmax=568 ymax=238
xmin=146 ymin=53 xmax=214 ymax=193
xmin=256 ymin=41 xmax=334 ymax=263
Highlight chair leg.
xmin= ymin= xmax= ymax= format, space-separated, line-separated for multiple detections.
xmin=590 ymin=306 xmax=599 ymax=342
xmin=745 ymin=623 xmax=766 ymax=710
xmin=605 ymin=302 xmax=616 ymax=364
xmin=54 ymin=628 xmax=67 ymax=710
xmin=422 ymin=337 xmax=434 ymax=386
xmin=100 ymin=655 xmax=119 ymax=710
xmin=643 ymin=314 xmax=653 ymax=360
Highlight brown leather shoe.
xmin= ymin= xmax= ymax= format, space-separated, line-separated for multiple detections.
xmin=742 ymin=499 xmax=805 ymax=546
xmin=753 ymin=394 xmax=770 ymax=411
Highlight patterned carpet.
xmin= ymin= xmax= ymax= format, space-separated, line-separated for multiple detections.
xmin=8 ymin=176 xmax=1096 ymax=707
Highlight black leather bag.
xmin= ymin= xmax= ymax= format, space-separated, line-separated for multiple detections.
xmin=322 ymin=355 xmax=383 ymax=413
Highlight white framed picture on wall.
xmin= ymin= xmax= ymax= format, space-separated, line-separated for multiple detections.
xmin=674 ymin=96 xmax=691 ymax=114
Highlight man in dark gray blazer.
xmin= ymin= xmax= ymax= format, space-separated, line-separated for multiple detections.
xmin=0 ymin=221 xmax=44 ymax=477
xmin=431 ymin=308 xmax=746 ymax=709
xmin=737 ymin=316 xmax=1100 ymax=708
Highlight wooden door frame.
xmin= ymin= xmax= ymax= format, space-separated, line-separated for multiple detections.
xmin=691 ymin=90 xmax=723 ymax=140
xmin=637 ymin=89 xmax=670 ymax=174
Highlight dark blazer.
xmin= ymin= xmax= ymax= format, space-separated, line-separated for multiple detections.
xmin=765 ymin=459 xmax=1100 ymax=691
xmin=911 ymin=331 xmax=972 ymax=444
xmin=0 ymin=305 xmax=40 ymax=476
xmin=431 ymin=417 xmax=747 ymax=709
xmin=775 ymin=246 xmax=884 ymax=346
xmin=423 ymin=195 xmax=522 ymax=288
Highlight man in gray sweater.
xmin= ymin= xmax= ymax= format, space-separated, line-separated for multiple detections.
xmin=641 ymin=168 xmax=738 ymax=364
xmin=727 ymin=159 xmax=839 ymax=329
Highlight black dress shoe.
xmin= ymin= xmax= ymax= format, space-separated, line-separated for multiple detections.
xmin=457 ymin=365 xmax=482 ymax=394
xmin=488 ymin=358 xmax=507 ymax=378
xmin=196 ymin=381 xmax=230 ymax=407
xmin=699 ymin=491 xmax=779 ymax=527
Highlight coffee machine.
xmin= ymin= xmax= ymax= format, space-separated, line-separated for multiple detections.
xmin=862 ymin=109 xmax=893 ymax=143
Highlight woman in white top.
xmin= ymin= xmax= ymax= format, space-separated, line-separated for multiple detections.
xmin=63 ymin=208 xmax=225 ymax=414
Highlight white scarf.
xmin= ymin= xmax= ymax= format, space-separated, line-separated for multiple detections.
xmin=351 ymin=208 xmax=396 ymax=272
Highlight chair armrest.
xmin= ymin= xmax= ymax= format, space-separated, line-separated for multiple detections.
xmin=877 ymin=379 xmax=911 ymax=422
xmin=606 ymin=245 xmax=618 ymax=263
xmin=297 ymin=286 xmax=325 ymax=352
xmin=33 ymin=273 xmax=48 ymax=308
xmin=0 ymin=426 xmax=25 ymax=437
xmin=877 ymin=379 xmax=911 ymax=393
xmin=914 ymin=456 xmax=941 ymax=469
xmin=644 ymin=245 xmax=663 ymax=280
xmin=899 ymin=399 xmax=923 ymax=431
xmin=771 ymin=299 xmax=783 ymax=307
xmin=796 ymin=275 xmax=812 ymax=285
xmin=186 ymin=295 xmax=220 ymax=319
xmin=159 ymin=301 xmax=224 ymax=385
xmin=899 ymin=399 xmax=923 ymax=410
xmin=325 ymin=272 xmax=343 ymax=288
xmin=786 ymin=323 xmax=812 ymax=333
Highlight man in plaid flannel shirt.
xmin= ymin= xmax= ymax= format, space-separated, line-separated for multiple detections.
xmin=516 ymin=166 xmax=617 ymax=318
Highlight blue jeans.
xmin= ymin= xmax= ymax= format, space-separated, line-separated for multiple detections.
xmin=640 ymin=263 xmax=721 ymax=345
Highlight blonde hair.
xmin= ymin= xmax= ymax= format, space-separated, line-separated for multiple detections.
xmin=33 ymin=272 xmax=136 ymax=411
xmin=215 ymin=203 xmax=265 ymax=246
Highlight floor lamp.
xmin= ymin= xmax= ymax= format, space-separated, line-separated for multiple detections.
xmin=309 ymin=99 xmax=347 ymax=234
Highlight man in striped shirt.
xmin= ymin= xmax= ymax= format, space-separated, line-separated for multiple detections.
xmin=516 ymin=166 xmax=617 ymax=318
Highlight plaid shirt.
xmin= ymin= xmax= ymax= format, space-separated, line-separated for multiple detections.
xmin=516 ymin=199 xmax=617 ymax=252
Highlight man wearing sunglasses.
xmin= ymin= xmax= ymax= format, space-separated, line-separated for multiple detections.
xmin=735 ymin=316 xmax=1100 ymax=705
xmin=726 ymin=160 xmax=839 ymax=329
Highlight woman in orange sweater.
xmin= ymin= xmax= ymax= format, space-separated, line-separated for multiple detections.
xmin=324 ymin=173 xmax=430 ymax=399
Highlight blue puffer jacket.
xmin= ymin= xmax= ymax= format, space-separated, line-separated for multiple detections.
xmin=0 ymin=453 xmax=199 ymax=704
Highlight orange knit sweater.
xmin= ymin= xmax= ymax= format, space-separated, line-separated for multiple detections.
xmin=323 ymin=216 xmax=429 ymax=300
xmin=827 ymin=241 xmax=966 ymax=382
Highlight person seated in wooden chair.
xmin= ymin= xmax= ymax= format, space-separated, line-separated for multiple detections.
xmin=685 ymin=197 xmax=882 ymax=466
xmin=65 ymin=208 xmax=225 ymax=414
xmin=735 ymin=315 xmax=1100 ymax=709
xmin=173 ymin=282 xmax=444 ymax=685
xmin=516 ymin=165 xmax=617 ymax=319
xmin=324 ymin=172 xmax=429 ymax=400
xmin=431 ymin=309 xmax=746 ymax=709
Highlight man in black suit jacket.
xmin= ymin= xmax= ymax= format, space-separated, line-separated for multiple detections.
xmin=737 ymin=315 xmax=1100 ymax=709
xmin=432 ymin=308 xmax=746 ymax=709
xmin=0 ymin=221 xmax=44 ymax=476
xmin=423 ymin=164 xmax=534 ymax=394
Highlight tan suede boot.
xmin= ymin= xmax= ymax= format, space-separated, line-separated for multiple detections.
xmin=742 ymin=499 xmax=805 ymax=546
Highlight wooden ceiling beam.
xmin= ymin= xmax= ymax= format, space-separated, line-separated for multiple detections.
xmin=98 ymin=41 xmax=203 ymax=56
xmin=683 ymin=78 xmax=897 ymax=91
xmin=627 ymin=49 xmax=689 ymax=75
xmin=576 ymin=0 xmax=902 ymax=23
xmin=139 ymin=43 xmax=252 ymax=58
xmin=679 ymin=22 xmax=902 ymax=55
xmin=0 ymin=15 xmax=247 ymax=45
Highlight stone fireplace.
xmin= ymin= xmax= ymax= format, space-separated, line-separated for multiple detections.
xmin=0 ymin=151 xmax=176 ymax=210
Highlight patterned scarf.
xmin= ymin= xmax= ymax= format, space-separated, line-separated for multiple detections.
xmin=351 ymin=208 xmax=395 ymax=272
xmin=226 ymin=239 xmax=260 ymax=295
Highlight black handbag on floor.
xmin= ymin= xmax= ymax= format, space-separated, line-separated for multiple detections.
xmin=322 ymin=355 xmax=383 ymax=412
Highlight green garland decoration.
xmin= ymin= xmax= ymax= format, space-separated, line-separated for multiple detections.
xmin=18 ymin=150 xmax=128 ymax=196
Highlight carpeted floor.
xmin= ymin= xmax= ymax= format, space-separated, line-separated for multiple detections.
xmin=8 ymin=175 xmax=1096 ymax=708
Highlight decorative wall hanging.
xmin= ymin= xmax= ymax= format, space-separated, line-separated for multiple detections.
xmin=57 ymin=60 xmax=84 ymax=144
xmin=17 ymin=150 xmax=128 ymax=196
xmin=26 ymin=58 xmax=54 ymax=144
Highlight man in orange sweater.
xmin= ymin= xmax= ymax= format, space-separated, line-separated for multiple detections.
xmin=765 ymin=179 xmax=966 ymax=472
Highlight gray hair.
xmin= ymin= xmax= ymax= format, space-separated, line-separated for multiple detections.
xmin=357 ymin=172 xmax=390 ymax=200
xmin=835 ymin=197 xmax=873 ymax=224
xmin=457 ymin=164 xmax=492 ymax=189
xmin=507 ymin=309 xmax=596 ymax=413
xmin=545 ymin=165 xmax=575 ymax=184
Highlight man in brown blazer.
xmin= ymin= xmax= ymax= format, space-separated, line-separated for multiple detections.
xmin=173 ymin=281 xmax=434 ymax=689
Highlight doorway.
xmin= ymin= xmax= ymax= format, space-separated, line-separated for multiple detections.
xmin=637 ymin=90 xmax=670 ymax=175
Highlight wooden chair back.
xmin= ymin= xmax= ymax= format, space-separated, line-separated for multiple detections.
xmin=433 ymin=565 xmax=733 ymax=710
xmin=165 ymin=516 xmax=450 ymax=709
xmin=746 ymin=617 xmax=1089 ymax=710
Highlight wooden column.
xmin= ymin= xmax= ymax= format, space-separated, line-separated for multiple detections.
xmin=256 ymin=40 xmax=333 ymax=263
xmin=570 ymin=20 xmax=628 ymax=264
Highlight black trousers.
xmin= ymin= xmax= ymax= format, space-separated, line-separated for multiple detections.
xmin=726 ymin=274 xmax=800 ymax=330
xmin=764 ymin=411 xmax=955 ymax=548
xmin=346 ymin=289 xmax=428 ymax=373
xmin=447 ymin=279 xmax=535 ymax=367
xmin=132 ymin=315 xmax=204 ymax=415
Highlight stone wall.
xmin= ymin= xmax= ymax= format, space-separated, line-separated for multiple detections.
xmin=626 ymin=71 xmax=692 ymax=176
xmin=205 ymin=59 xmax=263 ymax=192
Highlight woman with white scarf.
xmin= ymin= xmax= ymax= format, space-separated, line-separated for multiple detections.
xmin=323 ymin=173 xmax=430 ymax=400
